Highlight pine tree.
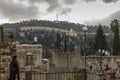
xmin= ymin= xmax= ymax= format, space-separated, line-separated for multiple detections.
xmin=94 ymin=24 xmax=108 ymax=51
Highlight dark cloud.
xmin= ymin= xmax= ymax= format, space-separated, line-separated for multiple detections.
xmin=28 ymin=0 xmax=44 ymax=3
xmin=103 ymin=0 xmax=118 ymax=3
xmin=59 ymin=8 xmax=72 ymax=15
xmin=0 ymin=0 xmax=72 ymax=21
xmin=64 ymin=0 xmax=77 ymax=5
xmin=0 ymin=0 xmax=39 ymax=21
xmin=27 ymin=0 xmax=61 ymax=12
xmin=47 ymin=5 xmax=60 ymax=12
xmin=84 ymin=0 xmax=96 ymax=3
xmin=45 ymin=0 xmax=60 ymax=12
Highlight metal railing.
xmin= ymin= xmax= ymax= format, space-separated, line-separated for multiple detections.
xmin=19 ymin=70 xmax=120 ymax=80
xmin=20 ymin=71 xmax=85 ymax=80
xmin=1 ymin=70 xmax=120 ymax=80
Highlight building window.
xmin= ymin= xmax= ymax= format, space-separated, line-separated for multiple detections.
xmin=25 ymin=53 xmax=34 ymax=65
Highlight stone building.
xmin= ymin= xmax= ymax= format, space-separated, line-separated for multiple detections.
xmin=16 ymin=44 xmax=42 ymax=80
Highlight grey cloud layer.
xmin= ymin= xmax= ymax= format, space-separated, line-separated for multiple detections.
xmin=0 ymin=0 xmax=119 ymax=21
xmin=0 ymin=0 xmax=74 ymax=21
xmin=84 ymin=11 xmax=120 ymax=26
xmin=103 ymin=0 xmax=118 ymax=3
xmin=0 ymin=0 xmax=39 ymax=21
xmin=45 ymin=0 xmax=60 ymax=12
xmin=64 ymin=0 xmax=77 ymax=5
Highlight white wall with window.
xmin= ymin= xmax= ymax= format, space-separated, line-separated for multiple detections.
xmin=16 ymin=44 xmax=42 ymax=71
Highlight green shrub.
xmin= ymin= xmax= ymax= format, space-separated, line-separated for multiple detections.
xmin=74 ymin=73 xmax=84 ymax=80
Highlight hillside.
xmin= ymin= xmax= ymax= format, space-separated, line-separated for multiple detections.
xmin=2 ymin=20 xmax=82 ymax=31
xmin=1 ymin=19 xmax=111 ymax=33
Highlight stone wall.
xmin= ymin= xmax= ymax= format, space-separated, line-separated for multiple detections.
xmin=86 ymin=56 xmax=120 ymax=71
xmin=51 ymin=50 xmax=85 ymax=72
xmin=51 ymin=50 xmax=120 ymax=73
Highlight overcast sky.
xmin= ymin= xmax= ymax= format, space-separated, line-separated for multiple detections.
xmin=0 ymin=0 xmax=120 ymax=25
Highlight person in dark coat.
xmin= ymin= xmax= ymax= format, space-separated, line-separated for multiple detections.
xmin=9 ymin=55 xmax=20 ymax=80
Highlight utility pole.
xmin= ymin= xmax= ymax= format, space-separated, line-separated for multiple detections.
xmin=82 ymin=26 xmax=88 ymax=80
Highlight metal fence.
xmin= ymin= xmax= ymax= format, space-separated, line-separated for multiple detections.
xmin=19 ymin=71 xmax=107 ymax=80
xmin=20 ymin=71 xmax=81 ymax=80
xmin=20 ymin=71 xmax=120 ymax=80
xmin=1 ymin=70 xmax=120 ymax=80
xmin=34 ymin=72 xmax=76 ymax=80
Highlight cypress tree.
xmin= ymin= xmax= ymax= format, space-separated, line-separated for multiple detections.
xmin=55 ymin=32 xmax=61 ymax=50
xmin=110 ymin=19 xmax=120 ymax=55
xmin=94 ymin=24 xmax=108 ymax=51
xmin=64 ymin=36 xmax=68 ymax=52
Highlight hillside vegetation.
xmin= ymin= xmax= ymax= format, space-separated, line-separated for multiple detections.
xmin=2 ymin=19 xmax=111 ymax=33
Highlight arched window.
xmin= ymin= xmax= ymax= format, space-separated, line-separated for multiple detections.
xmin=25 ymin=52 xmax=34 ymax=65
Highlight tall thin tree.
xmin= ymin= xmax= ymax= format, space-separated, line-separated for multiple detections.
xmin=64 ymin=35 xmax=68 ymax=52
xmin=110 ymin=19 xmax=120 ymax=55
xmin=94 ymin=24 xmax=108 ymax=52
xmin=55 ymin=32 xmax=62 ymax=50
